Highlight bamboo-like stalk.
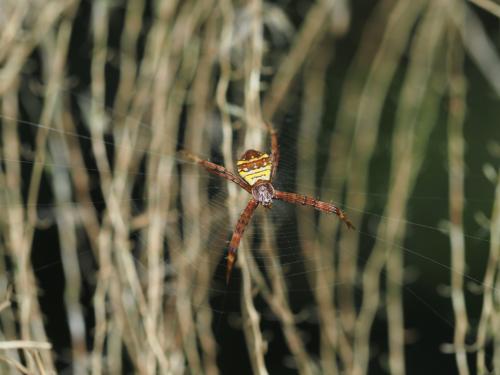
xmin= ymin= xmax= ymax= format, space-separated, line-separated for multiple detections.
xmin=333 ymin=0 xmax=397 ymax=346
xmin=0 ymin=0 xmax=77 ymax=95
xmin=41 ymin=11 xmax=88 ymax=373
xmin=475 ymin=174 xmax=500 ymax=372
xmin=258 ymin=215 xmax=317 ymax=375
xmin=326 ymin=0 xmax=426 ymax=372
xmin=296 ymin=40 xmax=340 ymax=375
xmin=88 ymin=3 xmax=121 ymax=373
xmin=353 ymin=2 xmax=447 ymax=374
xmin=446 ymin=20 xmax=470 ymax=375
xmin=454 ymin=3 xmax=500 ymax=96
xmin=468 ymin=0 xmax=500 ymax=17
xmin=178 ymin=4 xmax=217 ymax=372
xmin=238 ymin=240 xmax=269 ymax=375
xmin=262 ymin=0 xmax=337 ymax=120
xmin=385 ymin=9 xmax=447 ymax=374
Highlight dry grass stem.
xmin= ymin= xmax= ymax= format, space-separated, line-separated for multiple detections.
xmin=468 ymin=0 xmax=500 ymax=18
xmin=447 ymin=18 xmax=470 ymax=375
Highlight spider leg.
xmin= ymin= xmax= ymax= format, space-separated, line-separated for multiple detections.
xmin=179 ymin=150 xmax=252 ymax=193
xmin=274 ymin=191 xmax=355 ymax=229
xmin=265 ymin=122 xmax=279 ymax=179
xmin=226 ymin=199 xmax=259 ymax=284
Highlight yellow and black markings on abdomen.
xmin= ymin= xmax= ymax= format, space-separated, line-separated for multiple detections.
xmin=237 ymin=150 xmax=272 ymax=186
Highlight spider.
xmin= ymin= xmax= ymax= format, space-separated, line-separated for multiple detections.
xmin=181 ymin=124 xmax=354 ymax=284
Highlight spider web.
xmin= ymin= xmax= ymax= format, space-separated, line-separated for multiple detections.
xmin=2 ymin=91 xmax=497 ymax=374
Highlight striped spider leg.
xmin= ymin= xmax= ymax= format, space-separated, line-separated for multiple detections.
xmin=226 ymin=199 xmax=259 ymax=284
xmin=179 ymin=150 xmax=251 ymax=193
xmin=274 ymin=191 xmax=355 ymax=230
xmin=266 ymin=122 xmax=279 ymax=179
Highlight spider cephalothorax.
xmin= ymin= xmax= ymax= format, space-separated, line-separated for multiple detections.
xmin=250 ymin=181 xmax=275 ymax=207
xmin=181 ymin=123 xmax=354 ymax=284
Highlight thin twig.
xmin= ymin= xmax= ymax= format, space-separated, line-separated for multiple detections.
xmin=0 ymin=341 xmax=52 ymax=350
xmin=446 ymin=17 xmax=470 ymax=375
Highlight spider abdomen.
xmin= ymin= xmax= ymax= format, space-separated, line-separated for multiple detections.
xmin=237 ymin=149 xmax=272 ymax=186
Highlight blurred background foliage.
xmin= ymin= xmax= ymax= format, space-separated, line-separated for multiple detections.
xmin=1 ymin=0 xmax=500 ymax=374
